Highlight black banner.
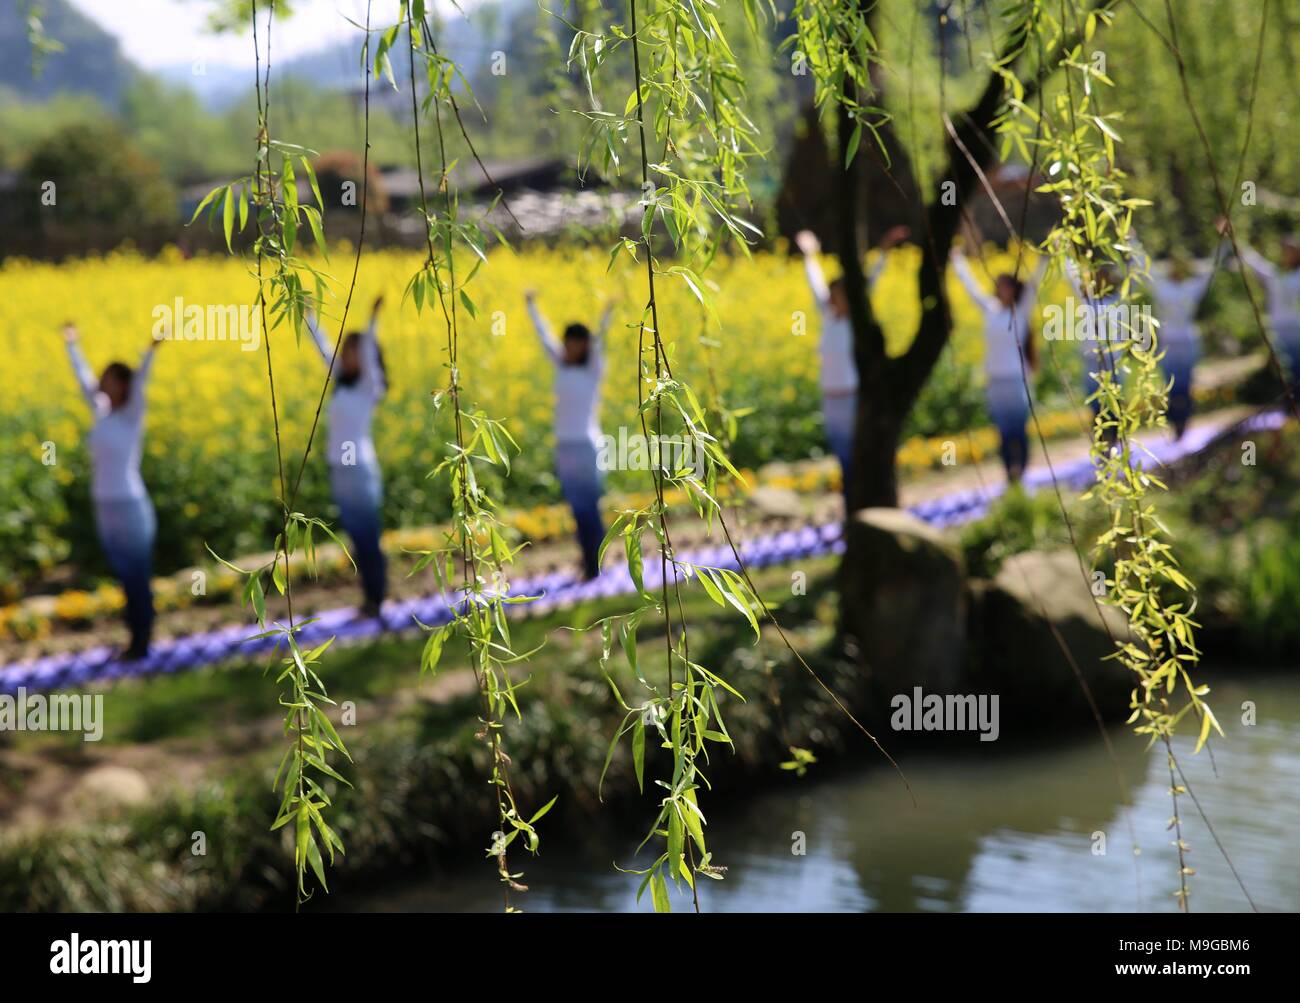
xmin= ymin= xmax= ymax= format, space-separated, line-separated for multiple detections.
xmin=0 ymin=911 xmax=1282 ymax=989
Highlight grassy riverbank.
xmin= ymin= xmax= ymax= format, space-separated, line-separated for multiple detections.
xmin=0 ymin=558 xmax=880 ymax=911
xmin=5 ymin=418 xmax=1300 ymax=912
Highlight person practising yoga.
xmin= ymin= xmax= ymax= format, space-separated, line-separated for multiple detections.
xmin=794 ymin=225 xmax=909 ymax=503
xmin=1062 ymin=249 xmax=1135 ymax=442
xmin=1144 ymin=247 xmax=1219 ymax=440
xmin=1234 ymin=229 xmax=1300 ymax=390
xmin=62 ymin=322 xmax=164 ymax=659
xmin=305 ymin=295 xmax=389 ymax=618
xmin=525 ymin=288 xmax=613 ymax=581
xmin=951 ymin=243 xmax=1045 ymax=483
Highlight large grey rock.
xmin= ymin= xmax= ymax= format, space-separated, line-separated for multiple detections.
xmin=969 ymin=549 xmax=1134 ymax=730
xmin=839 ymin=507 xmax=967 ymax=697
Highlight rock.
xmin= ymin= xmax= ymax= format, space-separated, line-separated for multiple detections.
xmin=839 ymin=507 xmax=967 ymax=698
xmin=969 ymin=549 xmax=1133 ymax=730
xmin=67 ymin=765 xmax=150 ymax=814
xmin=749 ymin=486 xmax=805 ymax=519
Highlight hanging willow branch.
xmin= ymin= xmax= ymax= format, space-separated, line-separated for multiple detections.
xmin=190 ymin=0 xmax=366 ymax=906
xmin=995 ymin=0 xmax=1220 ymax=911
xmin=390 ymin=0 xmax=554 ymax=912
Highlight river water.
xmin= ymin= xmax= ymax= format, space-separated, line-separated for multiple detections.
xmin=347 ymin=671 xmax=1300 ymax=912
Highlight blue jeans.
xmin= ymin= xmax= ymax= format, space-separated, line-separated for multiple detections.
xmin=1161 ymin=335 xmax=1198 ymax=437
xmin=987 ymin=375 xmax=1030 ymax=480
xmin=94 ymin=496 xmax=156 ymax=656
xmin=823 ymin=392 xmax=856 ymax=503
xmin=556 ymin=440 xmax=605 ymax=578
xmin=332 ymin=462 xmax=386 ymax=607
xmin=1277 ymin=324 xmax=1300 ymax=389
xmin=1082 ymin=350 xmax=1120 ymax=442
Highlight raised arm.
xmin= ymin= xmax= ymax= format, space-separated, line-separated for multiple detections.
xmin=595 ymin=300 xmax=615 ymax=340
xmin=1237 ymin=241 xmax=1278 ymax=284
xmin=951 ymin=252 xmax=997 ymax=315
xmin=303 ymin=309 xmax=334 ymax=367
xmin=1182 ymin=266 xmax=1216 ymax=306
xmin=866 ymin=254 xmax=886 ymax=291
xmin=122 ymin=339 xmax=160 ymax=418
xmin=1024 ymin=256 xmax=1048 ymax=303
xmin=1060 ymin=253 xmax=1089 ymax=301
xmin=62 ymin=325 xmax=100 ymax=409
xmin=588 ymin=301 xmax=614 ymax=375
xmin=358 ymin=295 xmax=387 ymax=400
xmin=794 ymin=230 xmax=831 ymax=308
xmin=1191 ymin=250 xmax=1221 ymax=277
xmin=524 ymin=291 xmax=562 ymax=364
xmin=1123 ymin=230 xmax=1151 ymax=279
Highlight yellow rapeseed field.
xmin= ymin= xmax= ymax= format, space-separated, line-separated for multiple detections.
xmin=0 ymin=241 xmax=1066 ymax=589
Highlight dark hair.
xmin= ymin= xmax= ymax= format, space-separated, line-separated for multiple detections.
xmin=1095 ymin=262 xmax=1121 ymax=296
xmin=828 ymin=276 xmax=847 ymax=297
xmin=562 ymin=323 xmax=592 ymax=366
xmin=101 ymin=361 xmax=133 ymax=397
xmin=997 ymin=273 xmax=1027 ymax=301
xmin=335 ymin=331 xmax=387 ymax=391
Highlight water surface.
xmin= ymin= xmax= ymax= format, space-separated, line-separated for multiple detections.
xmin=346 ymin=672 xmax=1300 ymax=912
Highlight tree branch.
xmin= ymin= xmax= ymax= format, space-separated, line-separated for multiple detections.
xmin=895 ymin=0 xmax=1120 ymax=402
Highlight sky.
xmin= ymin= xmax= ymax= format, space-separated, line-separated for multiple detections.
xmin=65 ymin=0 xmax=468 ymax=71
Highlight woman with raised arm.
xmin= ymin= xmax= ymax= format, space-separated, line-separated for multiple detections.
xmin=1145 ymin=247 xmax=1219 ymax=439
xmin=1062 ymin=247 xmax=1132 ymax=443
xmin=305 ymin=295 xmax=388 ymax=617
xmin=525 ymin=289 xmax=613 ymax=581
xmin=794 ymin=225 xmax=909 ymax=504
xmin=951 ymin=241 xmax=1045 ymax=483
xmin=62 ymin=322 xmax=164 ymax=659
xmin=1234 ymin=229 xmax=1300 ymax=389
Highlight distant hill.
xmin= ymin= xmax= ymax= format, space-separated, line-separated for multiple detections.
xmin=0 ymin=0 xmax=137 ymax=105
xmin=156 ymin=0 xmax=526 ymax=111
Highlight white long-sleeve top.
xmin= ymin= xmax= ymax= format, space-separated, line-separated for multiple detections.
xmin=67 ymin=340 xmax=156 ymax=502
xmin=952 ymin=254 xmax=1042 ymax=380
xmin=306 ymin=312 xmax=385 ymax=469
xmin=802 ymin=253 xmax=886 ymax=395
xmin=1238 ymin=244 xmax=1300 ymax=335
xmin=1149 ymin=263 xmax=1214 ymax=345
xmin=1063 ymin=256 xmax=1129 ymax=353
xmin=527 ymin=299 xmax=610 ymax=445
xmin=1127 ymin=232 xmax=1217 ymax=346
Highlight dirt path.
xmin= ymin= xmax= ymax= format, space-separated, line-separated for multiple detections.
xmin=0 ymin=664 xmax=481 ymax=832
xmin=1 ymin=352 xmax=1266 ymax=664
xmin=899 ymin=402 xmax=1257 ymax=506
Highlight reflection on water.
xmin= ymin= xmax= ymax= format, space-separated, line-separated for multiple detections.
xmin=347 ymin=673 xmax=1300 ymax=912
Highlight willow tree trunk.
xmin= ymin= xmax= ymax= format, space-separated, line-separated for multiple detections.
xmin=832 ymin=0 xmax=1120 ymax=642
xmin=851 ymin=390 xmax=904 ymax=509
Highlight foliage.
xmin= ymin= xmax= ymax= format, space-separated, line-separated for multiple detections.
xmin=393 ymin=0 xmax=553 ymax=908
xmin=960 ymin=486 xmax=1087 ymax=579
xmin=189 ymin=0 xmax=353 ymax=905
xmin=312 ymin=149 xmax=390 ymax=213
xmin=1100 ymin=0 xmax=1299 ymax=254
xmin=997 ymin=0 xmax=1217 ymax=910
xmin=562 ymin=0 xmax=789 ymax=910
xmin=8 ymin=0 xmax=1281 ymax=917
xmin=17 ymin=121 xmax=178 ymax=228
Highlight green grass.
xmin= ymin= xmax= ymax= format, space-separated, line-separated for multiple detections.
xmin=0 ymin=556 xmax=865 ymax=911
